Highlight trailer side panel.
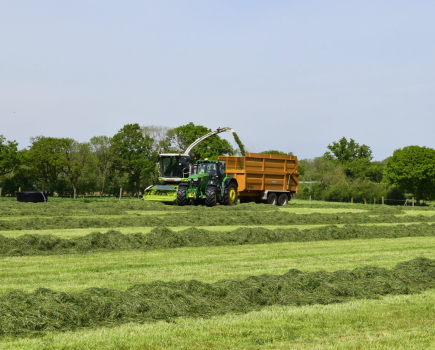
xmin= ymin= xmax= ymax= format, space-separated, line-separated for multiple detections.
xmin=219 ymin=153 xmax=299 ymax=200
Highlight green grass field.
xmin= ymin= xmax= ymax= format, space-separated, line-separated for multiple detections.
xmin=1 ymin=198 xmax=435 ymax=349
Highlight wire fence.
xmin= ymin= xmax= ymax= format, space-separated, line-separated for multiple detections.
xmin=295 ymin=194 xmax=435 ymax=206
xmin=0 ymin=187 xmax=143 ymax=200
xmin=2 ymin=187 xmax=434 ymax=206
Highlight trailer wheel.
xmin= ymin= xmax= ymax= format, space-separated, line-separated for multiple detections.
xmin=205 ymin=186 xmax=217 ymax=207
xmin=177 ymin=186 xmax=187 ymax=206
xmin=223 ymin=183 xmax=238 ymax=206
xmin=277 ymin=193 xmax=289 ymax=206
xmin=267 ymin=192 xmax=278 ymax=205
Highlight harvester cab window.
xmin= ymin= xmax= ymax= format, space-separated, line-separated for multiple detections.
xmin=160 ymin=156 xmax=189 ymax=178
xmin=161 ymin=157 xmax=176 ymax=177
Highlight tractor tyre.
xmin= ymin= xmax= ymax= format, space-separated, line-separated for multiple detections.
xmin=267 ymin=192 xmax=278 ymax=205
xmin=223 ymin=183 xmax=238 ymax=206
xmin=205 ymin=186 xmax=217 ymax=207
xmin=177 ymin=186 xmax=188 ymax=206
xmin=277 ymin=193 xmax=289 ymax=206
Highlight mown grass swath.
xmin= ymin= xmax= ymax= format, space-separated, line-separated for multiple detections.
xmin=2 ymin=223 xmax=435 ymax=256
xmin=0 ymin=200 xmax=417 ymax=218
xmin=2 ymin=210 xmax=435 ymax=231
xmin=0 ymin=258 xmax=434 ymax=336
xmin=0 ymin=200 xmax=282 ymax=217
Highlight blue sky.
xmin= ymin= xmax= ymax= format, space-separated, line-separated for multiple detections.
xmin=1 ymin=1 xmax=434 ymax=160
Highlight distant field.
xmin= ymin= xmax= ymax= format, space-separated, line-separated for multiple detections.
xmin=1 ymin=198 xmax=435 ymax=348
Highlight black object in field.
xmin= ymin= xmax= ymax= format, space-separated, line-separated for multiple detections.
xmin=15 ymin=191 xmax=50 ymax=203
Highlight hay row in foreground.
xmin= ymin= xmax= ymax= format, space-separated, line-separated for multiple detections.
xmin=1 ymin=258 xmax=434 ymax=336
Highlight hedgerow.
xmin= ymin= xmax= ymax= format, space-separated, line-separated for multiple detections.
xmin=0 ymin=258 xmax=434 ymax=336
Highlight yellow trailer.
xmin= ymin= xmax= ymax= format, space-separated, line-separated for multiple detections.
xmin=218 ymin=153 xmax=299 ymax=205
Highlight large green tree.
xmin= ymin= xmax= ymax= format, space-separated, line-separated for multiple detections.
xmin=111 ymin=123 xmax=156 ymax=197
xmin=0 ymin=135 xmax=20 ymax=177
xmin=383 ymin=146 xmax=435 ymax=200
xmin=324 ymin=137 xmax=372 ymax=163
xmin=26 ymin=137 xmax=71 ymax=191
xmin=89 ymin=136 xmax=114 ymax=196
xmin=61 ymin=140 xmax=92 ymax=198
xmin=166 ymin=123 xmax=234 ymax=160
xmin=324 ymin=137 xmax=382 ymax=181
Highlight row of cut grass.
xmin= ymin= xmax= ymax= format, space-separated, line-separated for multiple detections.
xmin=2 ymin=289 xmax=434 ymax=349
xmin=8 ymin=207 xmax=433 ymax=220
xmin=15 ymin=208 xmax=388 ymax=220
xmin=1 ymin=198 xmax=426 ymax=219
xmin=0 ymin=208 xmax=366 ymax=220
xmin=2 ymin=211 xmax=435 ymax=231
xmin=0 ymin=257 xmax=434 ymax=337
xmin=3 ymin=223 xmax=435 ymax=257
xmin=0 ymin=221 xmax=431 ymax=239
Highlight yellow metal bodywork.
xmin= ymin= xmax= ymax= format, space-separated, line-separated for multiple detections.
xmin=143 ymin=185 xmax=178 ymax=203
xmin=218 ymin=153 xmax=299 ymax=198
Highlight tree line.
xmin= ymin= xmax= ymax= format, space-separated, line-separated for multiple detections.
xmin=1 ymin=125 xmax=434 ymax=201
xmin=0 ymin=123 xmax=235 ymax=197
xmin=299 ymin=138 xmax=435 ymax=203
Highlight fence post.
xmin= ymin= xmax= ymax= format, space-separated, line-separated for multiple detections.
xmin=0 ymin=187 xmax=2 ymax=197
xmin=19 ymin=187 xmax=21 ymax=192
xmin=382 ymin=196 xmax=384 ymax=205
xmin=119 ymin=188 xmax=122 ymax=200
xmin=351 ymin=197 xmax=353 ymax=204
xmin=74 ymin=188 xmax=76 ymax=199
xmin=412 ymin=197 xmax=415 ymax=207
xmin=309 ymin=195 xmax=311 ymax=204
xmin=374 ymin=198 xmax=376 ymax=205
xmin=364 ymin=199 xmax=367 ymax=205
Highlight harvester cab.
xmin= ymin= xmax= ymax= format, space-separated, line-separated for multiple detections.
xmin=141 ymin=153 xmax=191 ymax=203
xmin=177 ymin=160 xmax=238 ymax=207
